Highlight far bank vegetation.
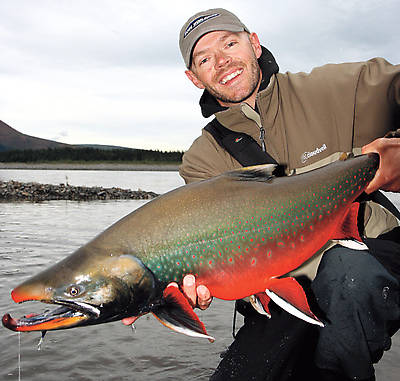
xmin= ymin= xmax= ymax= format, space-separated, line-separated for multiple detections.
xmin=0 ymin=147 xmax=183 ymax=164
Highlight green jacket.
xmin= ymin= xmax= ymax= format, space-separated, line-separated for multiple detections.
xmin=180 ymin=52 xmax=400 ymax=279
xmin=180 ymin=56 xmax=400 ymax=181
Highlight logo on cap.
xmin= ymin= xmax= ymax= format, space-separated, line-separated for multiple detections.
xmin=184 ymin=13 xmax=220 ymax=38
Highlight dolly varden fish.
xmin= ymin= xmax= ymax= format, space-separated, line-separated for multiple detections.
xmin=2 ymin=153 xmax=379 ymax=341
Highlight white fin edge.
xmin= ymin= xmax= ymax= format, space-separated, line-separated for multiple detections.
xmin=265 ymin=289 xmax=324 ymax=327
xmin=333 ymin=239 xmax=369 ymax=251
xmin=249 ymin=295 xmax=271 ymax=318
xmin=153 ymin=314 xmax=215 ymax=341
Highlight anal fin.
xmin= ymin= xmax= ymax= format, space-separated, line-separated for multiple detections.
xmin=333 ymin=202 xmax=362 ymax=242
xmin=266 ymin=277 xmax=324 ymax=327
xmin=330 ymin=202 xmax=369 ymax=250
xmin=152 ymin=285 xmax=215 ymax=342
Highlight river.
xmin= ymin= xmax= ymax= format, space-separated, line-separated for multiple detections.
xmin=0 ymin=169 xmax=399 ymax=380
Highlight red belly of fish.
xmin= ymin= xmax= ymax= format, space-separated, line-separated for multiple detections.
xmin=196 ymin=213 xmax=344 ymax=300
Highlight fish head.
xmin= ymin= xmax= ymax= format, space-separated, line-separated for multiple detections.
xmin=3 ymin=250 xmax=158 ymax=332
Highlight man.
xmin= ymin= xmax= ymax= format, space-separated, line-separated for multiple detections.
xmin=176 ymin=8 xmax=400 ymax=381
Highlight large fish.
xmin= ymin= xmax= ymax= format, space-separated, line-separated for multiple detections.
xmin=2 ymin=153 xmax=379 ymax=341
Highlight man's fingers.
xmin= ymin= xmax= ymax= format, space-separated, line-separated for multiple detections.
xmin=362 ymin=138 xmax=400 ymax=193
xmin=182 ymin=274 xmax=197 ymax=307
xmin=197 ymin=284 xmax=213 ymax=310
xmin=182 ymin=275 xmax=213 ymax=309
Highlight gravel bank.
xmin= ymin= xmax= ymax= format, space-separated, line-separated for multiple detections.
xmin=0 ymin=180 xmax=159 ymax=202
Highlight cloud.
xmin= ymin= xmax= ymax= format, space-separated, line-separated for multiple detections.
xmin=0 ymin=0 xmax=399 ymax=151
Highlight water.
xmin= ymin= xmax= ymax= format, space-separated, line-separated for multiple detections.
xmin=0 ymin=170 xmax=399 ymax=380
xmin=0 ymin=170 xmax=235 ymax=381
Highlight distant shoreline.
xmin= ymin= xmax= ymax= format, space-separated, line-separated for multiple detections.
xmin=0 ymin=162 xmax=180 ymax=171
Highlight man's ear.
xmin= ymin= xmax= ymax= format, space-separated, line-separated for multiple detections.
xmin=249 ymin=32 xmax=262 ymax=59
xmin=185 ymin=70 xmax=205 ymax=90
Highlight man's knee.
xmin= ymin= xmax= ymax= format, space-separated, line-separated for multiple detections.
xmin=311 ymin=246 xmax=400 ymax=379
xmin=312 ymin=246 xmax=398 ymax=309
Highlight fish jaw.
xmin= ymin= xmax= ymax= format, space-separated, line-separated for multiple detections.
xmin=3 ymin=270 xmax=105 ymax=332
xmin=3 ymin=279 xmax=94 ymax=331
xmin=2 ymin=304 xmax=92 ymax=332
xmin=3 ymin=255 xmax=160 ymax=332
xmin=11 ymin=280 xmax=53 ymax=303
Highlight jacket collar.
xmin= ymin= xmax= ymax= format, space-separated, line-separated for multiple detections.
xmin=199 ymin=46 xmax=279 ymax=118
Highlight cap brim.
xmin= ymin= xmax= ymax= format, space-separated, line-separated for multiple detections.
xmin=186 ymin=25 xmax=247 ymax=68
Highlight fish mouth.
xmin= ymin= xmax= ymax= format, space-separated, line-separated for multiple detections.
xmin=2 ymin=300 xmax=100 ymax=332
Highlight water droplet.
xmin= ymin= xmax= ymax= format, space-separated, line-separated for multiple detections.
xmin=37 ymin=331 xmax=47 ymax=351
xmin=382 ymin=286 xmax=389 ymax=300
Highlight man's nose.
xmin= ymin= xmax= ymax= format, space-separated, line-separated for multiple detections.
xmin=215 ymin=51 xmax=231 ymax=68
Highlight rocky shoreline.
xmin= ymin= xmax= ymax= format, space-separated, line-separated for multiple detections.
xmin=0 ymin=180 xmax=159 ymax=202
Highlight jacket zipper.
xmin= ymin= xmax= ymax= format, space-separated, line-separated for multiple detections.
xmin=255 ymin=93 xmax=267 ymax=152
xmin=259 ymin=126 xmax=266 ymax=152
xmin=239 ymin=102 xmax=267 ymax=152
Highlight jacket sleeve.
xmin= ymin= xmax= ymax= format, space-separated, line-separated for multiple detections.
xmin=353 ymin=57 xmax=400 ymax=145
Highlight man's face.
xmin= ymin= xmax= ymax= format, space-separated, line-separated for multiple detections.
xmin=186 ymin=31 xmax=262 ymax=108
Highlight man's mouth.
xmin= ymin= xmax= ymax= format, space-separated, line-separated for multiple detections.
xmin=220 ymin=69 xmax=243 ymax=85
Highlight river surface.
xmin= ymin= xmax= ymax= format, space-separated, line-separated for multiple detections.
xmin=0 ymin=169 xmax=399 ymax=380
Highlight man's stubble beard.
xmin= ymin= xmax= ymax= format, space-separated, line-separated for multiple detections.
xmin=205 ymin=55 xmax=261 ymax=105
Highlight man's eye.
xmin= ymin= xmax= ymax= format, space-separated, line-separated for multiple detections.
xmin=199 ymin=58 xmax=208 ymax=65
xmin=226 ymin=41 xmax=237 ymax=48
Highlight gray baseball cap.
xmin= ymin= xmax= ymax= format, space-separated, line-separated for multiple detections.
xmin=179 ymin=8 xmax=250 ymax=68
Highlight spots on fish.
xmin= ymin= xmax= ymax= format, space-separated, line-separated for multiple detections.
xmin=144 ymin=160 xmax=377 ymax=284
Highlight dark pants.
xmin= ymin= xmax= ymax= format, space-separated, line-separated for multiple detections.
xmin=210 ymin=244 xmax=400 ymax=381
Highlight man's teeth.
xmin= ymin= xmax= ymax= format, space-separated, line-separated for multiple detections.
xmin=221 ymin=69 xmax=243 ymax=84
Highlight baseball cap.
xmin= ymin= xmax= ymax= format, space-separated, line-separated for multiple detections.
xmin=179 ymin=8 xmax=250 ymax=68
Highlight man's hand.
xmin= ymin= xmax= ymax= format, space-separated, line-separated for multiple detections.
xmin=180 ymin=274 xmax=213 ymax=310
xmin=121 ymin=274 xmax=212 ymax=326
xmin=362 ymin=137 xmax=400 ymax=194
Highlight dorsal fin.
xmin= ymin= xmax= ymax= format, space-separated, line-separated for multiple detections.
xmin=224 ymin=164 xmax=285 ymax=182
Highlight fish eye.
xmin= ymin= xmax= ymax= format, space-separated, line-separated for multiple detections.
xmin=66 ymin=285 xmax=82 ymax=297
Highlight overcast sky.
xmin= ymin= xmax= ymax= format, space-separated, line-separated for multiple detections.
xmin=1 ymin=0 xmax=399 ymax=151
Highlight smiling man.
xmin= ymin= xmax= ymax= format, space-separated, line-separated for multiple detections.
xmin=186 ymin=30 xmax=262 ymax=107
xmin=176 ymin=8 xmax=400 ymax=381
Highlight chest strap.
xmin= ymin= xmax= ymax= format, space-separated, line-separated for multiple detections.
xmin=204 ymin=119 xmax=277 ymax=166
xmin=206 ymin=118 xmax=400 ymax=224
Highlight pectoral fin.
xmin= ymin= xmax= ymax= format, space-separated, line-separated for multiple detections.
xmin=152 ymin=285 xmax=215 ymax=342
xmin=266 ymin=277 xmax=324 ymax=327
